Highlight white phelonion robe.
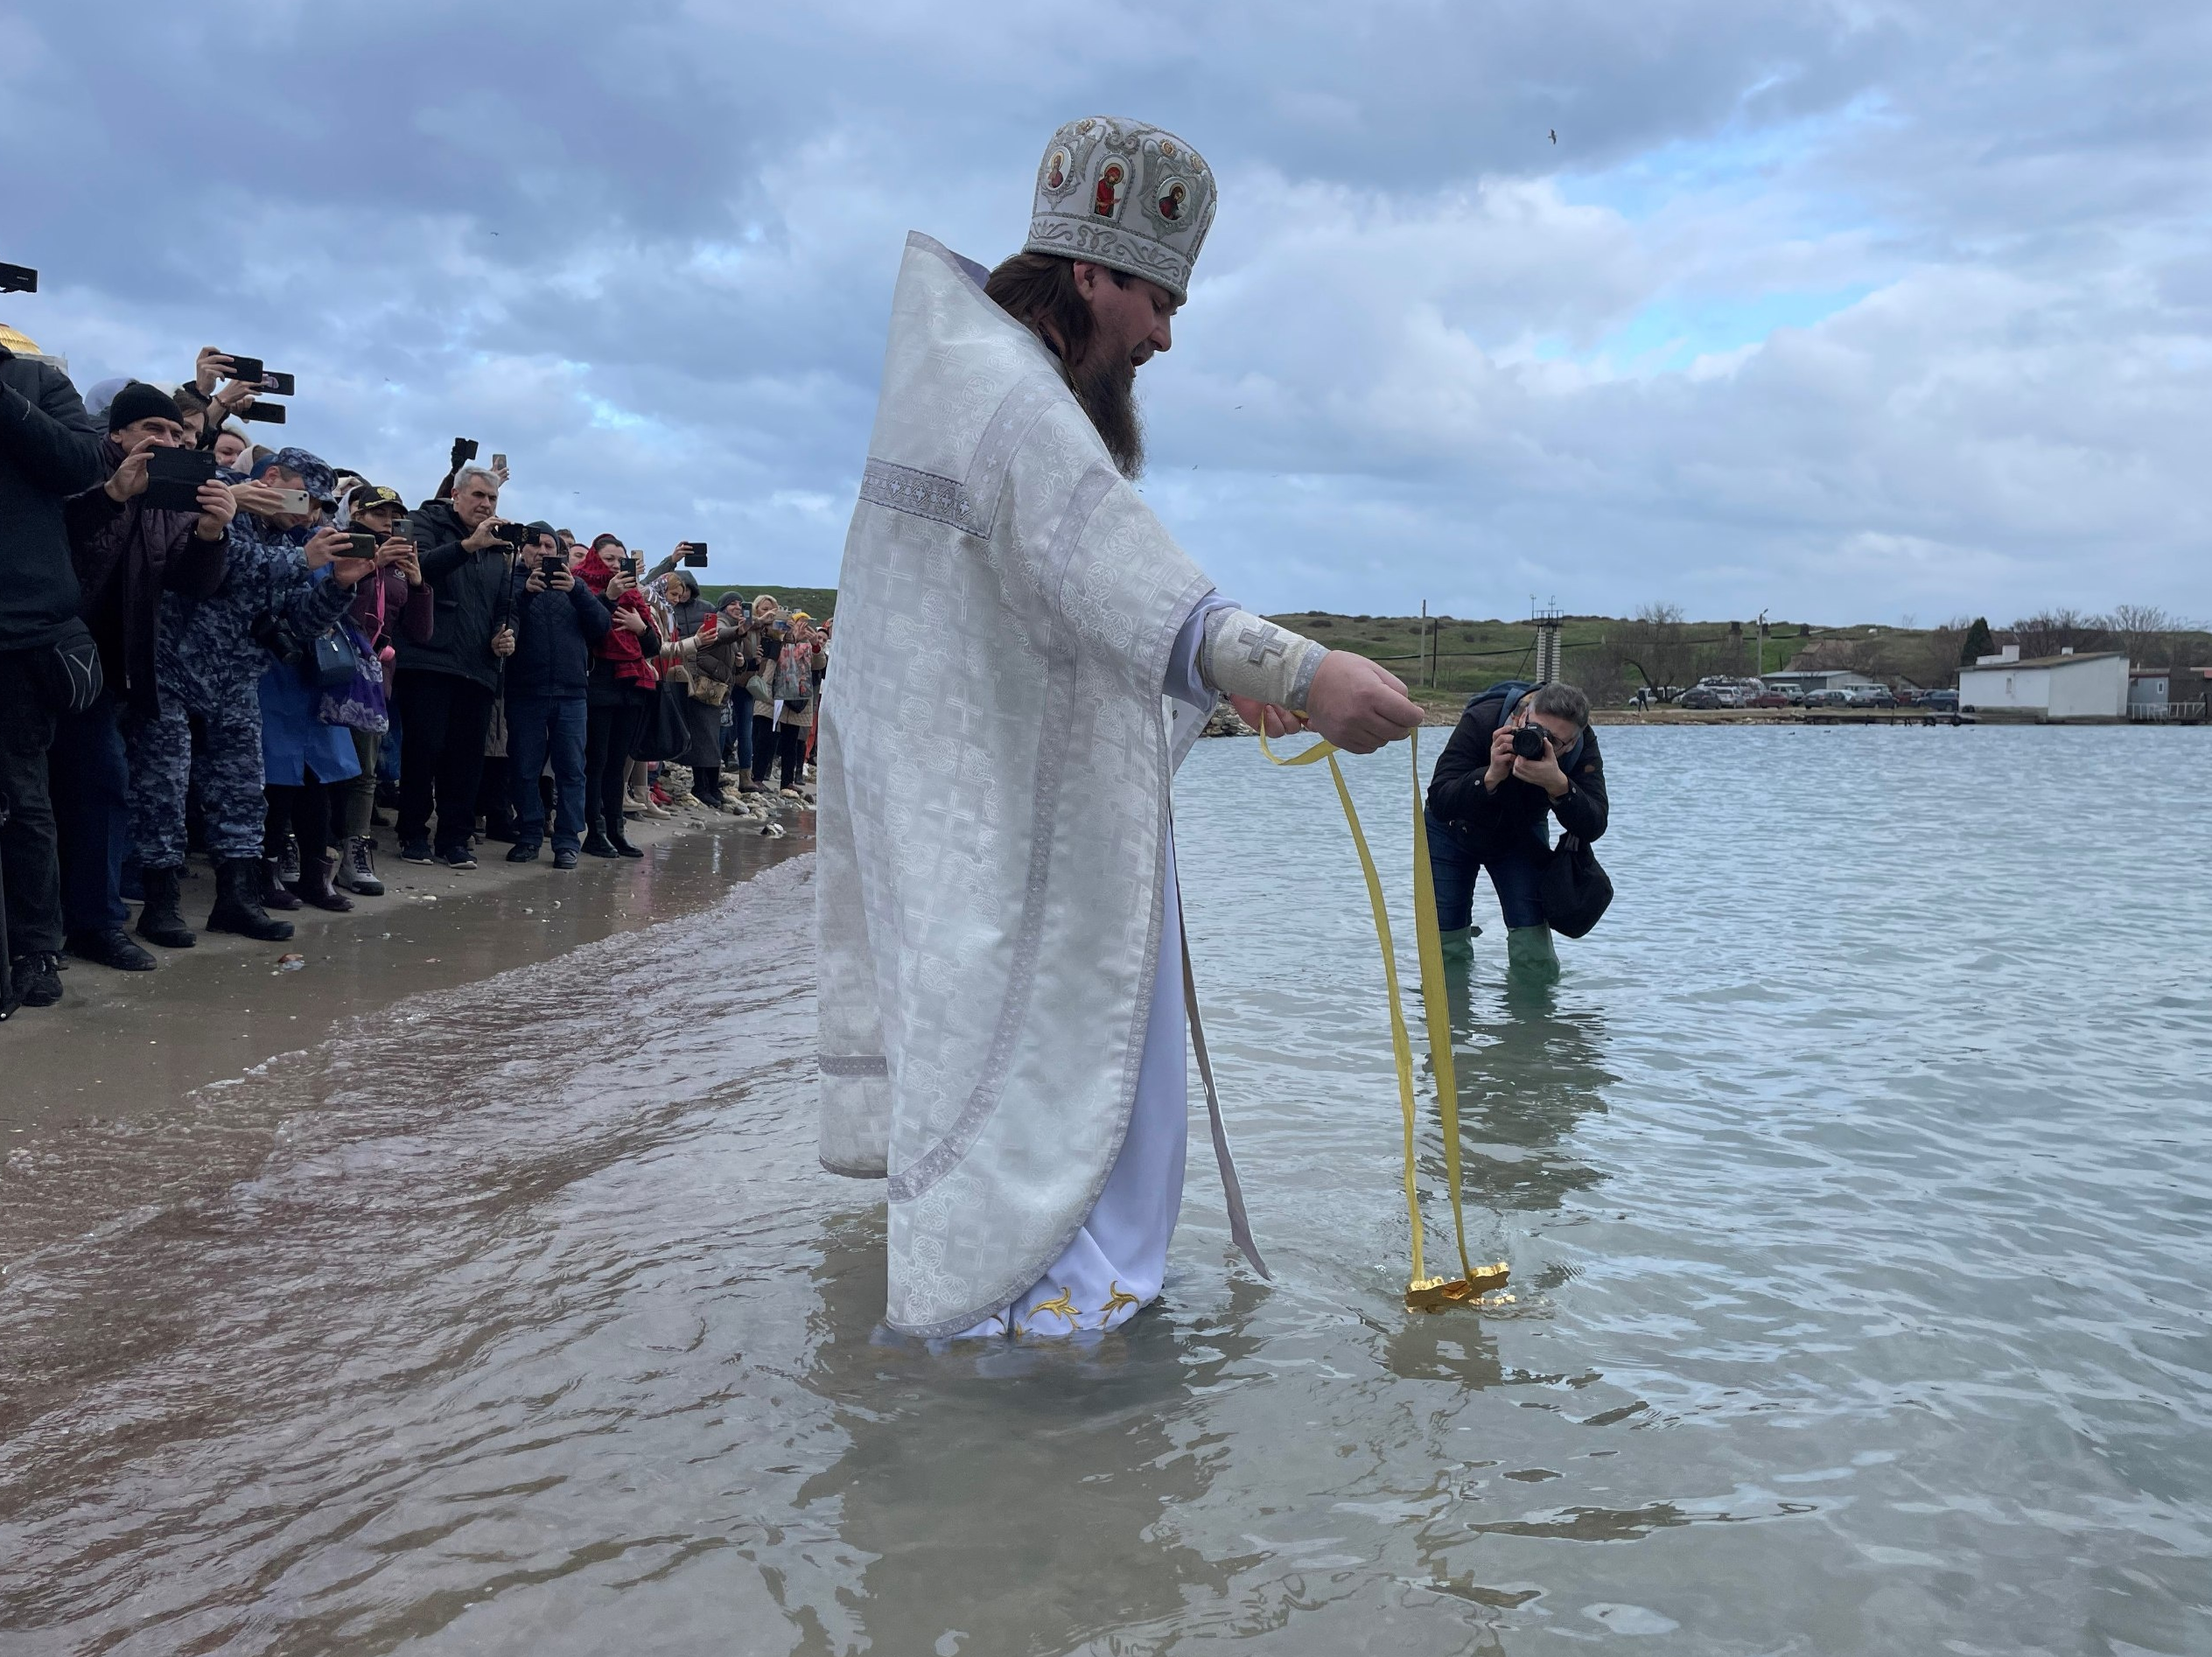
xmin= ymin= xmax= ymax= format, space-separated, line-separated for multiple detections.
xmin=817 ymin=232 xmax=1237 ymax=1339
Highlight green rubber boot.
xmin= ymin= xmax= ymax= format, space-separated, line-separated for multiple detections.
xmin=1505 ymin=924 xmax=1560 ymax=985
xmin=1437 ymin=924 xmax=1477 ymax=967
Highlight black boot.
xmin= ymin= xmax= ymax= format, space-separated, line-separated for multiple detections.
xmin=66 ymin=927 xmax=158 ymax=972
xmin=136 ymin=865 xmax=198 ymax=949
xmin=289 ymin=852 xmax=354 ymax=913
xmin=582 ymin=825 xmax=621 ymax=858
xmin=207 ymin=856 xmax=296 ymax=941
xmin=606 ymin=826 xmax=645 ymax=859
xmin=262 ymin=856 xmax=304 ymax=912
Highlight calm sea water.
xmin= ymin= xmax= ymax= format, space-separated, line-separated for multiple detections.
xmin=3 ymin=726 xmax=2208 ymax=1654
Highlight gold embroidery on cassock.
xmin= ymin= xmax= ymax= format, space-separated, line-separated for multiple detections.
xmin=1098 ymin=1282 xmax=1142 ymax=1324
xmin=1025 ymin=1287 xmax=1079 ymax=1332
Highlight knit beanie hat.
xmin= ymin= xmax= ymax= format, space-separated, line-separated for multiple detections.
xmin=106 ymin=380 xmax=184 ymax=432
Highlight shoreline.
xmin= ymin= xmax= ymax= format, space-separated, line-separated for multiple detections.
xmin=3 ymin=804 xmax=814 ymax=1129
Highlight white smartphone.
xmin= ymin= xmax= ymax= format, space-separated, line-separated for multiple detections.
xmin=272 ymin=487 xmax=311 ymax=514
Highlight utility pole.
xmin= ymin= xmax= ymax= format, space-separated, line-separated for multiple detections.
xmin=1755 ymin=609 xmax=1768 ymax=680
xmin=1420 ymin=598 xmax=1429 ymax=688
xmin=1531 ymin=599 xmax=1564 ymax=683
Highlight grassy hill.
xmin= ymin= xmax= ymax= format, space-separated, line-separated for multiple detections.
xmin=687 ymin=591 xmax=2210 ymax=709
xmin=1264 ymin=611 xmax=1823 ymax=707
xmin=699 ymin=584 xmax=836 ymax=619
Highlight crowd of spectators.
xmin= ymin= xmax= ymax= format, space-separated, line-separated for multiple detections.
xmin=0 ymin=329 xmax=828 ymax=1017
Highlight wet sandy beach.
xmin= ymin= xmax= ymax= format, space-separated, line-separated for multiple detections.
xmin=1 ymin=813 xmax=809 ymax=1275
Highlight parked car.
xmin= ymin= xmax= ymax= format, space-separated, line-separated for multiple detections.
xmin=1748 ymin=691 xmax=1791 ymax=708
xmin=1679 ymin=687 xmax=1722 ymax=710
xmin=1918 ymin=689 xmax=1960 ymax=711
xmin=1803 ymin=689 xmax=1852 ymax=707
xmin=1854 ymin=688 xmax=1899 ymax=709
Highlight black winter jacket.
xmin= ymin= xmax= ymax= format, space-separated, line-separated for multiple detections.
xmin=63 ymin=438 xmax=230 ymax=717
xmin=0 ymin=346 xmax=107 ymax=652
xmin=1426 ymin=689 xmax=1608 ymax=852
xmin=393 ymin=497 xmax=511 ymax=690
xmin=505 ymin=563 xmax=612 ymax=699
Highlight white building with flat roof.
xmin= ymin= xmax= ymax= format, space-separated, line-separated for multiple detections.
xmin=1957 ymin=647 xmax=2126 ymax=720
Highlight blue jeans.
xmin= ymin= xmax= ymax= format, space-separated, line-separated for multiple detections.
xmin=506 ymin=695 xmax=589 ymax=852
xmin=729 ymin=694 xmax=753 ymax=773
xmin=1425 ymin=811 xmax=1547 ymax=931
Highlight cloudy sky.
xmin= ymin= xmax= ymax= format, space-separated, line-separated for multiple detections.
xmin=7 ymin=2 xmax=2206 ymax=624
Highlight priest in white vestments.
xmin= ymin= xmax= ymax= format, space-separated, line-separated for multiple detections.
xmin=817 ymin=115 xmax=1423 ymax=1339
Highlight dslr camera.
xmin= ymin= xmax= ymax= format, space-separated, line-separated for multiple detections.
xmin=1510 ymin=724 xmax=1550 ymax=760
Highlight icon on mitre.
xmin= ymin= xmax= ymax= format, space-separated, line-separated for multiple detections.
xmin=1093 ymin=161 xmax=1126 ymax=219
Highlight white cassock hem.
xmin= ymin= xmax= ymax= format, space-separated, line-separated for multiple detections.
xmin=955 ymin=836 xmax=1189 ymax=1339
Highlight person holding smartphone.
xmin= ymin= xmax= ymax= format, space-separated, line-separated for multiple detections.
xmin=574 ymin=535 xmax=660 ymax=858
xmin=122 ymin=445 xmax=373 ymax=945
xmin=51 ymin=381 xmax=234 ymax=974
xmin=329 ymin=483 xmax=432 ymax=896
xmin=389 ymin=463 xmax=516 ymax=870
xmin=503 ymin=523 xmax=610 ymax=868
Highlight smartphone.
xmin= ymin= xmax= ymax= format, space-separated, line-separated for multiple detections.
xmin=226 ymin=355 xmax=264 ymax=384
xmin=626 ymin=554 xmax=642 ymax=578
xmin=239 ymin=402 xmax=286 ymax=424
xmin=259 ymin=370 xmax=296 ymax=397
xmin=346 ymin=531 xmax=378 ymax=556
xmin=682 ymin=542 xmax=710 ymax=567
xmin=270 ymin=487 xmax=311 ymax=514
xmin=491 ymin=452 xmax=508 ymax=473
xmin=493 ymin=522 xmax=534 ymax=549
xmin=143 ymin=446 xmax=219 ymax=513
xmin=0 ymin=262 xmax=35 ymax=295
xmin=451 ymin=437 xmax=479 ymax=465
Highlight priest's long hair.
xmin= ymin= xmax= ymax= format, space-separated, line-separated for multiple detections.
xmin=985 ymin=252 xmax=1144 ymax=479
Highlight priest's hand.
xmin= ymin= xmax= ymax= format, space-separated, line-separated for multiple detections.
xmin=1305 ymin=650 xmax=1423 ymax=753
xmin=1228 ymin=696 xmax=1302 ymax=738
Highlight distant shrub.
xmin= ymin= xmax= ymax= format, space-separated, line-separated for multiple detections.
xmin=1353 ymin=614 xmax=1372 ymax=623
xmin=1309 ymin=616 xmax=1334 ymax=627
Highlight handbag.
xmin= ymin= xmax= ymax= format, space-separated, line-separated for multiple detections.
xmin=317 ymin=619 xmax=388 ymax=731
xmin=303 ymin=626 xmax=358 ymax=692
xmin=632 ymin=682 xmax=692 ymax=762
xmin=1539 ymin=833 xmax=1614 ymax=939
xmin=744 ymin=672 xmax=774 ymax=704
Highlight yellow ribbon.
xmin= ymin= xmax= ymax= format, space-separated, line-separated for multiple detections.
xmin=1256 ymin=722 xmax=1508 ymax=1311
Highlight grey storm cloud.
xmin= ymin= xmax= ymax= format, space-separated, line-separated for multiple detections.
xmin=5 ymin=0 xmax=2207 ymax=622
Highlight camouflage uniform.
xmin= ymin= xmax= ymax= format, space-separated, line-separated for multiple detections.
xmin=124 ymin=448 xmax=354 ymax=870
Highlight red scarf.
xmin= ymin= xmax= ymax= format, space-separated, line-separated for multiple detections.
xmin=577 ymin=549 xmax=659 ymax=689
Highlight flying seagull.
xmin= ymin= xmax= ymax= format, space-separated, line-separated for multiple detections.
xmin=1549 ymin=129 xmax=1557 ymax=143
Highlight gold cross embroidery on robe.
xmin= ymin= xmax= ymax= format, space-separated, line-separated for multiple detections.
xmin=1024 ymin=1287 xmax=1079 ymax=1332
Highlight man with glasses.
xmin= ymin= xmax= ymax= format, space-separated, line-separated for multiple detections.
xmin=1424 ymin=679 xmax=1608 ymax=982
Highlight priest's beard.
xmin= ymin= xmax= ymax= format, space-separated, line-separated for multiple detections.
xmin=1072 ymin=353 xmax=1144 ymax=479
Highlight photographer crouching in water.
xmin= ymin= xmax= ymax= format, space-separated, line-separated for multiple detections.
xmin=1424 ymin=681 xmax=1607 ymax=983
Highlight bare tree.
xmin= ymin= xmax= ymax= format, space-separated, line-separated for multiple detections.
xmin=2004 ymin=608 xmax=2110 ymax=661
xmin=1602 ymin=602 xmax=1700 ymax=697
xmin=2105 ymin=604 xmax=2181 ymax=667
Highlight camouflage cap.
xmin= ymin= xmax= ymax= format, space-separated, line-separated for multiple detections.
xmin=253 ymin=445 xmax=338 ymax=502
